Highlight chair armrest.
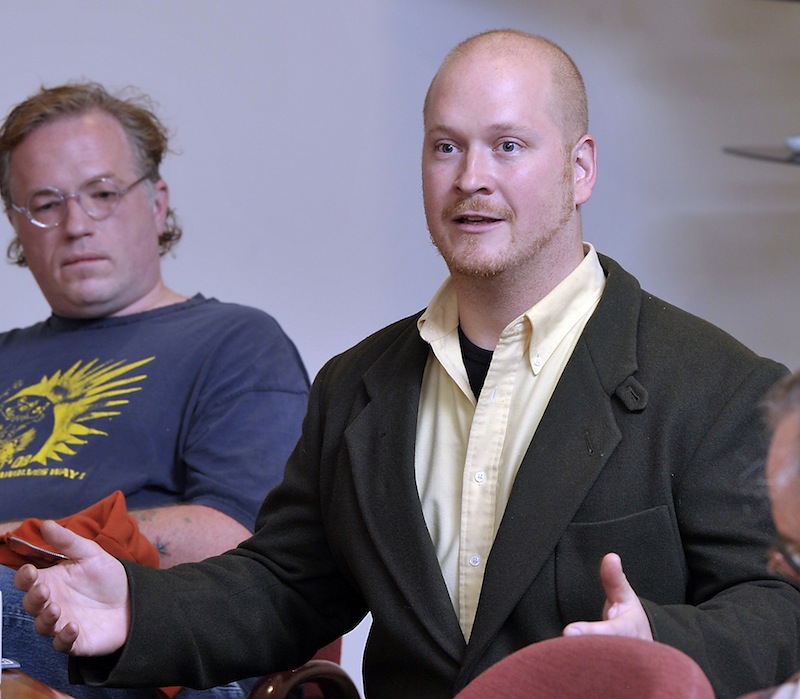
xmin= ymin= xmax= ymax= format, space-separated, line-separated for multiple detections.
xmin=248 ymin=659 xmax=360 ymax=699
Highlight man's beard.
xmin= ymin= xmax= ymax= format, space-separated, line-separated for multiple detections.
xmin=429 ymin=190 xmax=574 ymax=279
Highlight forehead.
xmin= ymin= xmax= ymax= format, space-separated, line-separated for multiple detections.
xmin=769 ymin=413 xmax=800 ymax=541
xmin=425 ymin=41 xmax=555 ymax=127
xmin=9 ymin=110 xmax=137 ymax=188
xmin=768 ymin=413 xmax=800 ymax=484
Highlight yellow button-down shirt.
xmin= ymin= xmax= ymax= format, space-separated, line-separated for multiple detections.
xmin=415 ymin=244 xmax=606 ymax=640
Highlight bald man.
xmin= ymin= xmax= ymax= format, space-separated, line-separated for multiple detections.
xmin=16 ymin=30 xmax=800 ymax=699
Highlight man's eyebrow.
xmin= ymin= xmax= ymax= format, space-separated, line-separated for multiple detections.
xmin=424 ymin=122 xmax=453 ymax=136
xmin=488 ymin=122 xmax=536 ymax=138
xmin=491 ymin=122 xmax=524 ymax=132
xmin=29 ymin=172 xmax=119 ymax=191
xmin=425 ymin=122 xmax=530 ymax=137
xmin=82 ymin=171 xmax=118 ymax=182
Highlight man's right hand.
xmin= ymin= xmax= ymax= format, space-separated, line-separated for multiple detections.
xmin=14 ymin=520 xmax=131 ymax=656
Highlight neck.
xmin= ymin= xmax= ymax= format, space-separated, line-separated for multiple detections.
xmin=452 ymin=276 xmax=535 ymax=350
xmin=453 ymin=241 xmax=585 ymax=351
xmin=112 ymin=284 xmax=189 ymax=317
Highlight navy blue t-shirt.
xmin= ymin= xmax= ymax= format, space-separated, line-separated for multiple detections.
xmin=0 ymin=295 xmax=309 ymax=530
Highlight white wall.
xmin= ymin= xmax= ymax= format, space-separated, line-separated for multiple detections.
xmin=1 ymin=0 xmax=798 ymax=692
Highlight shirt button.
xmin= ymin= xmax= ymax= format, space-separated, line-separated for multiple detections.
xmin=533 ymin=353 xmax=542 ymax=367
xmin=469 ymin=555 xmax=481 ymax=567
xmin=475 ymin=471 xmax=486 ymax=484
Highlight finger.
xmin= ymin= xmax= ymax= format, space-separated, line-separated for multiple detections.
xmin=53 ymin=622 xmax=80 ymax=654
xmin=33 ymin=598 xmax=62 ymax=637
xmin=563 ymin=619 xmax=639 ymax=638
xmin=40 ymin=519 xmax=102 ymax=560
xmin=21 ymin=579 xmax=52 ymax=615
xmin=14 ymin=563 xmax=40 ymax=592
xmin=599 ymin=552 xmax=636 ymax=605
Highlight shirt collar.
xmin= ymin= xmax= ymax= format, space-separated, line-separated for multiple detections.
xmin=418 ymin=244 xmax=606 ymax=374
xmin=521 ymin=243 xmax=605 ymax=374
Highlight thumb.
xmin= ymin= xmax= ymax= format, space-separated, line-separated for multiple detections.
xmin=40 ymin=520 xmax=102 ymax=561
xmin=599 ymin=553 xmax=636 ymax=609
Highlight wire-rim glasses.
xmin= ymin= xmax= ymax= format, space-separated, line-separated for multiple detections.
xmin=10 ymin=174 xmax=150 ymax=229
xmin=770 ymin=535 xmax=800 ymax=580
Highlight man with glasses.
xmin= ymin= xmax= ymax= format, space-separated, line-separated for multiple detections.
xmin=738 ymin=371 xmax=800 ymax=699
xmin=765 ymin=373 xmax=800 ymax=584
xmin=0 ymin=82 xmax=310 ymax=698
xmin=10 ymin=173 xmax=152 ymax=232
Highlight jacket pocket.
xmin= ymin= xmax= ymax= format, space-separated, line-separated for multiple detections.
xmin=555 ymin=505 xmax=686 ymax=624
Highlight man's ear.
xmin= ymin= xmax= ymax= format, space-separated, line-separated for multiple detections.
xmin=152 ymin=179 xmax=170 ymax=230
xmin=572 ymin=134 xmax=597 ymax=207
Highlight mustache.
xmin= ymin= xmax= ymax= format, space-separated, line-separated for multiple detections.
xmin=442 ymin=198 xmax=515 ymax=222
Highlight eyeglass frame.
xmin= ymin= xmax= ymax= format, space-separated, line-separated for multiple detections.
xmin=770 ymin=534 xmax=800 ymax=579
xmin=8 ymin=173 xmax=151 ymax=230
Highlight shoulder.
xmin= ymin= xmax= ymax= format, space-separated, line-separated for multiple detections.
xmin=636 ymin=285 xmax=784 ymax=380
xmin=321 ymin=312 xmax=424 ymax=374
xmin=178 ymin=295 xmax=285 ymax=330
xmin=169 ymin=296 xmax=299 ymax=350
xmin=600 ymin=254 xmax=782 ymax=365
xmin=168 ymin=296 xmax=309 ymax=386
xmin=308 ymin=312 xmax=426 ymax=403
xmin=0 ymin=319 xmax=49 ymax=346
xmin=597 ymin=254 xmax=786 ymax=397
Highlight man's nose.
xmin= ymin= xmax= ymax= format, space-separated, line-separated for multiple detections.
xmin=62 ymin=194 xmax=92 ymax=235
xmin=455 ymin=149 xmax=495 ymax=195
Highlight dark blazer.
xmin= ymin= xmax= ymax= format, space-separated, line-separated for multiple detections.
xmin=77 ymin=255 xmax=800 ymax=699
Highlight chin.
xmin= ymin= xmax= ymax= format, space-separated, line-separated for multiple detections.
xmin=434 ymin=239 xmax=511 ymax=277
xmin=444 ymin=255 xmax=511 ymax=279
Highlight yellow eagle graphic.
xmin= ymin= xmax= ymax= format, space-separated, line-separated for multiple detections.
xmin=0 ymin=357 xmax=154 ymax=468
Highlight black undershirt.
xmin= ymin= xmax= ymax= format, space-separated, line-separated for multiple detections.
xmin=458 ymin=325 xmax=494 ymax=399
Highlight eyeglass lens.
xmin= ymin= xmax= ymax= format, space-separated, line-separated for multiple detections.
xmin=26 ymin=178 xmax=127 ymax=228
xmin=774 ymin=538 xmax=800 ymax=578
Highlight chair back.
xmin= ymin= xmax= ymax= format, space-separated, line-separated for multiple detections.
xmin=248 ymin=638 xmax=361 ymax=699
xmin=454 ymin=635 xmax=715 ymax=699
xmin=305 ymin=640 xmax=343 ymax=699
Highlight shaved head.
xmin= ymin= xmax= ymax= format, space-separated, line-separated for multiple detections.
xmin=424 ymin=29 xmax=589 ymax=150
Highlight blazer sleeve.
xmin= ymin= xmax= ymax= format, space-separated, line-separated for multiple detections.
xmin=641 ymin=359 xmax=800 ymax=697
xmin=70 ymin=355 xmax=368 ymax=689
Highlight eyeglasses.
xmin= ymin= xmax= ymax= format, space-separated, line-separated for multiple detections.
xmin=10 ymin=174 xmax=150 ymax=229
xmin=769 ymin=535 xmax=800 ymax=580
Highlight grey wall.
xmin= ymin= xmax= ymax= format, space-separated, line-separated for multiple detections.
xmin=1 ymin=0 xmax=798 ymax=690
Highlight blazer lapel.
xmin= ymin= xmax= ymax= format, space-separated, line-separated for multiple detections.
xmin=463 ymin=340 xmax=621 ymax=669
xmin=345 ymin=320 xmax=465 ymax=662
xmin=462 ymin=255 xmax=647 ymax=673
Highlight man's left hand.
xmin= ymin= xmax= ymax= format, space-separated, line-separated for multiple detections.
xmin=562 ymin=552 xmax=653 ymax=641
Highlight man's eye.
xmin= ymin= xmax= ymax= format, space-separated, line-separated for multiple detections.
xmin=29 ymin=194 xmax=62 ymax=214
xmin=437 ymin=143 xmax=456 ymax=154
xmin=86 ymin=184 xmax=118 ymax=201
xmin=500 ymin=141 xmax=519 ymax=153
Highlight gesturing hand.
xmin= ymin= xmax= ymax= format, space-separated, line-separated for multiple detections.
xmin=562 ymin=552 xmax=653 ymax=641
xmin=14 ymin=520 xmax=132 ymax=656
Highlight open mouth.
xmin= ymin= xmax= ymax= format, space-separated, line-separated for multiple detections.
xmin=455 ymin=214 xmax=502 ymax=224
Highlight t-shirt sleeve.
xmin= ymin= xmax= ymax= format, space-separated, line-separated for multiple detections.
xmin=176 ymin=308 xmax=309 ymax=531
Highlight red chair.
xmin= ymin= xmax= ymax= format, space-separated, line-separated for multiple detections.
xmin=247 ymin=638 xmax=360 ymax=699
xmin=454 ymin=635 xmax=715 ymax=699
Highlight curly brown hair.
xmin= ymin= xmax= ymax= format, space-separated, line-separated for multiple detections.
xmin=0 ymin=81 xmax=182 ymax=266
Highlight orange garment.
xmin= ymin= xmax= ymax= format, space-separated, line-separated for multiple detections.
xmin=1 ymin=491 xmax=177 ymax=696
xmin=0 ymin=489 xmax=159 ymax=569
